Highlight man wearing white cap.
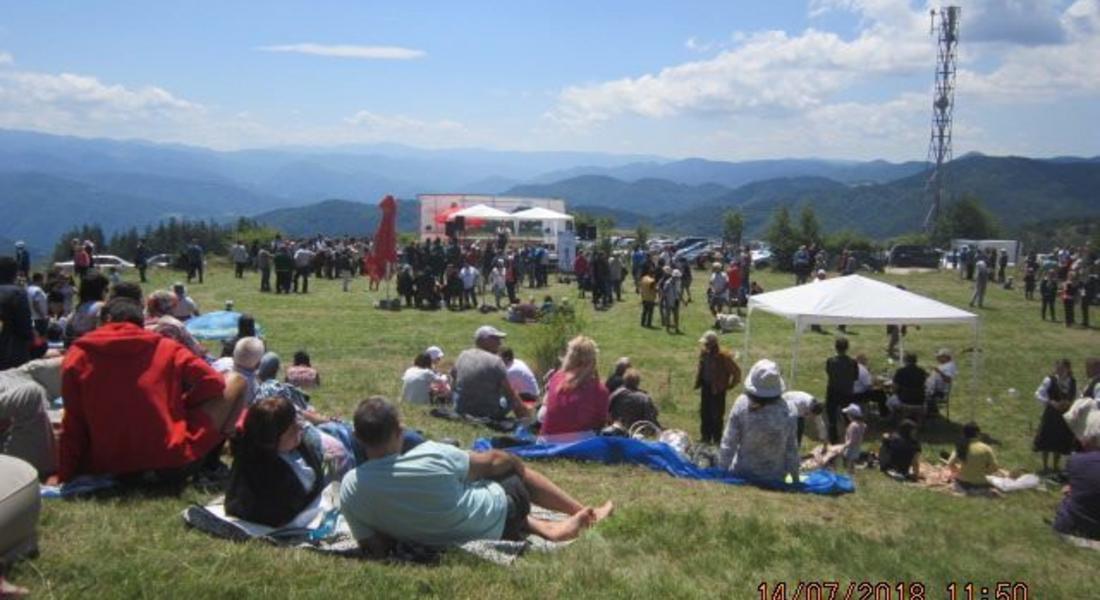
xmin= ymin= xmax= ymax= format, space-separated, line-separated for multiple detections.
xmin=453 ymin=326 xmax=530 ymax=420
xmin=717 ymin=359 xmax=799 ymax=484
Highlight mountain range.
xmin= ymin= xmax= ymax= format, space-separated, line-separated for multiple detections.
xmin=1 ymin=128 xmax=1097 ymax=254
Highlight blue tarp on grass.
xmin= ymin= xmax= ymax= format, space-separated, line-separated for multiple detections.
xmin=474 ymin=436 xmax=854 ymax=495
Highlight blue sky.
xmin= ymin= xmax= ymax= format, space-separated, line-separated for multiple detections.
xmin=0 ymin=1 xmax=1097 ymax=160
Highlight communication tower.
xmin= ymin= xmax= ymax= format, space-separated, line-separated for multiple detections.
xmin=924 ymin=6 xmax=961 ymax=231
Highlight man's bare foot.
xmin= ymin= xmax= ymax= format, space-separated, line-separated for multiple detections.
xmin=526 ymin=509 xmax=591 ymax=542
xmin=590 ymin=500 xmax=614 ymax=523
xmin=0 ymin=577 xmax=29 ymax=597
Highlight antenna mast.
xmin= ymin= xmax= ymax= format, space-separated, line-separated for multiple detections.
xmin=924 ymin=6 xmax=961 ymax=232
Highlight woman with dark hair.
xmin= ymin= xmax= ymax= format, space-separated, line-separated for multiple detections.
xmin=948 ymin=421 xmax=999 ymax=489
xmin=879 ymin=419 xmax=922 ymax=480
xmin=1034 ymin=359 xmax=1078 ymax=473
xmin=221 ymin=313 xmax=259 ymax=358
xmin=64 ymin=271 xmax=109 ymax=344
xmin=717 ymin=359 xmax=799 ymax=484
xmin=225 ymin=396 xmax=326 ymax=527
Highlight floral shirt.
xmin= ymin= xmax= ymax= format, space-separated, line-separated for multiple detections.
xmin=718 ymin=394 xmax=800 ymax=483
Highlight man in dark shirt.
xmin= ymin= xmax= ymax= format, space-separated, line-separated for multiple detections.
xmin=892 ymin=352 xmax=928 ymax=411
xmin=824 ymin=336 xmax=858 ymax=444
xmin=0 ymin=257 xmax=34 ymax=371
xmin=608 ymin=369 xmax=659 ymax=430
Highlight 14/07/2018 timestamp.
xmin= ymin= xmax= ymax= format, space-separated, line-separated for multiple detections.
xmin=757 ymin=581 xmax=1030 ymax=600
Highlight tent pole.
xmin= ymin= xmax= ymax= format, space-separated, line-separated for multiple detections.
xmin=970 ymin=320 xmax=981 ymax=422
xmin=790 ymin=320 xmax=801 ymax=387
xmin=743 ymin=306 xmax=753 ymax=365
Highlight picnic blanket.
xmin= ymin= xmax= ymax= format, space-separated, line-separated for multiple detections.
xmin=474 ymin=436 xmax=854 ymax=495
xmin=181 ymin=482 xmax=569 ymax=566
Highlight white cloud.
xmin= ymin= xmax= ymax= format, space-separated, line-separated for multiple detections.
xmin=345 ymin=110 xmax=467 ymax=135
xmin=684 ymin=37 xmax=715 ymax=53
xmin=550 ymin=22 xmax=928 ymax=127
xmin=257 ymin=43 xmax=425 ymax=60
xmin=0 ymin=52 xmax=12 ymax=66
xmin=0 ymin=70 xmax=203 ymax=136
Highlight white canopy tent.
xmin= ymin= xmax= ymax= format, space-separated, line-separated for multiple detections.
xmin=445 ymin=204 xmax=514 ymax=221
xmin=511 ymin=206 xmax=573 ymax=221
xmin=745 ymin=275 xmax=981 ymax=416
xmin=512 ymin=206 xmax=575 ymax=243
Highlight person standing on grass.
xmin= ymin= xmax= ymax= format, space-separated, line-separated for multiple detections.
xmin=231 ymin=240 xmax=250 ymax=279
xmin=661 ymin=269 xmax=683 ymax=333
xmin=824 ymin=337 xmax=859 ymax=444
xmin=459 ymin=261 xmax=480 ymax=310
xmin=608 ymin=253 xmax=624 ymax=302
xmin=695 ymin=331 xmax=741 ymax=445
xmin=1034 ymin=359 xmax=1078 ymax=474
xmin=339 ymin=397 xmax=613 ymax=556
xmin=257 ymin=246 xmax=272 ymax=293
xmin=638 ymin=266 xmax=657 ymax=329
xmin=969 ymin=258 xmax=989 ymax=308
xmin=186 ymin=239 xmax=204 ymax=284
xmin=292 ymin=243 xmax=315 ymax=294
xmin=1040 ymin=269 xmax=1058 ymax=321
xmin=273 ymin=245 xmax=294 ymax=294
xmin=1023 ymin=260 xmax=1037 ymax=301
xmin=1062 ymin=273 xmax=1079 ymax=328
xmin=134 ymin=239 xmax=149 ymax=283
xmin=708 ymin=262 xmax=729 ymax=318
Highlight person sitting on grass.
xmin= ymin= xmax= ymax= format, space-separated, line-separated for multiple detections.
xmin=607 ymin=368 xmax=660 ymax=430
xmin=879 ymin=419 xmax=922 ymax=480
xmin=59 ymin=297 xmax=239 ymax=483
xmin=225 ymin=337 xmax=264 ymax=410
xmin=226 ymin=396 xmax=326 ymax=528
xmin=500 ymin=346 xmax=540 ymax=405
xmin=64 ymin=271 xmax=110 ymax=345
xmin=0 ymin=357 xmax=62 ymax=479
xmin=947 ymin=421 xmax=999 ymax=491
xmin=1054 ymin=397 xmax=1100 ymax=540
xmin=539 ymin=336 xmax=610 ymax=442
xmin=401 ymin=351 xmax=448 ymax=406
xmin=840 ymin=403 xmax=866 ymax=473
xmin=453 ymin=326 xmax=530 ymax=420
xmin=717 ymin=359 xmax=800 ymax=485
xmin=286 ymin=350 xmax=320 ymax=388
xmin=339 ymin=397 xmax=614 ymax=556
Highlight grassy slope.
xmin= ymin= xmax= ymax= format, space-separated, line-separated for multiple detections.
xmin=12 ymin=263 xmax=1100 ymax=598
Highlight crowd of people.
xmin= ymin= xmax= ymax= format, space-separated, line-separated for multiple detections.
xmin=5 ymin=231 xmax=1100 ymax=595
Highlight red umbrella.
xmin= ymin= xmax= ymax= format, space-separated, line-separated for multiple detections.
xmin=367 ymin=195 xmax=398 ymax=282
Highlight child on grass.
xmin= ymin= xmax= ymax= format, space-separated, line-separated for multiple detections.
xmin=286 ymin=350 xmax=321 ymax=388
xmin=841 ymin=403 xmax=866 ymax=473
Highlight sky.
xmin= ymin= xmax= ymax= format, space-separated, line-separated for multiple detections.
xmin=0 ymin=0 xmax=1097 ymax=161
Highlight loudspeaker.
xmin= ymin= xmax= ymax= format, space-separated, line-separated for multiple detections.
xmin=579 ymin=224 xmax=597 ymax=241
xmin=454 ymin=216 xmax=466 ymax=232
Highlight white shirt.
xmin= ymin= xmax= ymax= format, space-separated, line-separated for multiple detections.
xmin=26 ymin=285 xmax=48 ymax=320
xmin=294 ymin=248 xmax=315 ymax=268
xmin=784 ymin=391 xmax=817 ymax=417
xmin=171 ymin=295 xmax=199 ymax=320
xmin=853 ymin=363 xmax=873 ymax=394
xmin=709 ymin=272 xmax=729 ymax=295
xmin=401 ymin=366 xmax=437 ymax=405
xmin=489 ymin=267 xmax=506 ymax=290
xmin=926 ymin=360 xmax=957 ymax=395
xmin=459 ymin=266 xmax=479 ymax=289
xmin=506 ymin=358 xmax=540 ymax=398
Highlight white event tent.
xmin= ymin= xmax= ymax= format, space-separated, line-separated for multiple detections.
xmin=745 ymin=275 xmax=980 ymax=414
xmin=446 ymin=204 xmax=514 ymax=221
xmin=512 ymin=206 xmax=575 ymax=241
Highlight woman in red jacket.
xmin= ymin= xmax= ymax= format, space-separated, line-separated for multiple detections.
xmin=540 ymin=336 xmax=609 ymax=441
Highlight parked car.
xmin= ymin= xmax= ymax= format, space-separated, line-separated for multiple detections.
xmin=145 ymin=253 xmax=174 ymax=268
xmin=888 ymin=245 xmax=941 ymax=268
xmin=751 ymin=248 xmax=773 ymax=269
xmin=672 ymin=237 xmax=708 ymax=251
xmin=673 ymin=240 xmax=708 ymax=260
xmin=844 ymin=250 xmax=886 ymax=273
xmin=53 ymin=254 xmax=135 ymax=273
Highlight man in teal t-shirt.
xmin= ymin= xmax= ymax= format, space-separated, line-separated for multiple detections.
xmin=340 ymin=397 xmax=613 ymax=556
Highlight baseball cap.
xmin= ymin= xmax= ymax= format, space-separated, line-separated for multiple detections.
xmin=841 ymin=403 xmax=863 ymax=419
xmin=426 ymin=346 xmax=445 ymax=361
xmin=474 ymin=325 xmax=507 ymax=341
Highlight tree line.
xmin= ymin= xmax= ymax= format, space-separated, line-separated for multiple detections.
xmin=51 ymin=217 xmax=280 ymax=262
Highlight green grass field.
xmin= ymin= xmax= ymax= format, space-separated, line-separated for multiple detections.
xmin=11 ymin=262 xmax=1100 ymax=598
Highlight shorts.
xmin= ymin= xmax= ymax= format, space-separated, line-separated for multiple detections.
xmin=495 ymin=473 xmax=532 ymax=541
